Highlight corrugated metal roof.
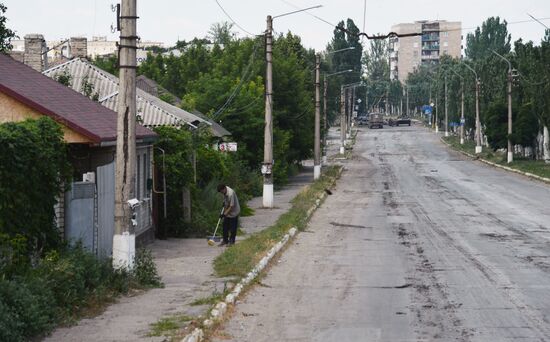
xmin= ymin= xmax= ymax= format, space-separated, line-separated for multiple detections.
xmin=0 ymin=54 xmax=155 ymax=143
xmin=191 ymin=110 xmax=232 ymax=137
xmin=43 ymin=58 xmax=209 ymax=129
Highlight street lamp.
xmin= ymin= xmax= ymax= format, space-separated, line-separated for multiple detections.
xmin=322 ymin=69 xmax=353 ymax=164
xmin=314 ymin=47 xmax=355 ymax=179
xmin=451 ymin=69 xmax=465 ymax=145
xmin=339 ymin=82 xmax=362 ymax=154
xmin=490 ymin=49 xmax=515 ymax=163
xmin=463 ymin=62 xmax=482 ymax=154
xmin=262 ymin=5 xmax=321 ymax=208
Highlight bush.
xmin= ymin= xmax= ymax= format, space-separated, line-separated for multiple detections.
xmin=0 ymin=243 xmax=162 ymax=341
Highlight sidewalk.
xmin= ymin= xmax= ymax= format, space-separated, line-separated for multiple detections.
xmin=43 ymin=166 xmax=316 ymax=341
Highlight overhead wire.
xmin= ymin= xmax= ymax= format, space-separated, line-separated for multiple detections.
xmin=214 ymin=0 xmax=257 ymax=37
xmin=211 ymin=37 xmax=263 ymax=119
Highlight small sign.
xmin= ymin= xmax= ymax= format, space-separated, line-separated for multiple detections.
xmin=460 ymin=118 xmax=465 ymax=124
xmin=219 ymin=142 xmax=237 ymax=152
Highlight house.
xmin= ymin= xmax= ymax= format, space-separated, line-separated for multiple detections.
xmin=42 ymin=57 xmax=211 ymax=129
xmin=0 ymin=53 xmax=157 ymax=256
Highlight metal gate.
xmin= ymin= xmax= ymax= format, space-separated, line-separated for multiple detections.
xmin=97 ymin=161 xmax=115 ymax=258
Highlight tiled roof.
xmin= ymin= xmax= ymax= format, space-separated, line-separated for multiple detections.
xmin=43 ymin=58 xmax=209 ymax=128
xmin=0 ymin=53 xmax=155 ymax=143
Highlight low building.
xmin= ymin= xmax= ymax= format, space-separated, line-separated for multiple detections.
xmin=0 ymin=53 xmax=157 ymax=256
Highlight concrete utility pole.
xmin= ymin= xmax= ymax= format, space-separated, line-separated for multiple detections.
xmin=340 ymin=85 xmax=345 ymax=154
xmin=113 ymin=0 xmax=137 ymax=270
xmin=262 ymin=15 xmax=274 ymax=208
xmin=452 ymin=69 xmax=465 ymax=144
xmin=444 ymin=74 xmax=449 ymax=137
xmin=314 ymin=54 xmax=321 ymax=180
xmin=323 ymin=76 xmax=328 ymax=164
xmin=491 ymin=49 xmax=514 ymax=163
xmin=405 ymin=85 xmax=409 ymax=117
xmin=463 ymin=62 xmax=482 ymax=153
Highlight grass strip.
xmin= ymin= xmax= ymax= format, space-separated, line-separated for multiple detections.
xmin=213 ymin=165 xmax=342 ymax=278
xmin=442 ymin=136 xmax=550 ymax=180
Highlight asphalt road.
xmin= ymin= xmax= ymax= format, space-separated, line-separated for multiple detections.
xmin=213 ymin=124 xmax=550 ymax=342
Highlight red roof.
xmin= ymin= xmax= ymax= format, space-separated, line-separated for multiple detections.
xmin=0 ymin=53 xmax=155 ymax=143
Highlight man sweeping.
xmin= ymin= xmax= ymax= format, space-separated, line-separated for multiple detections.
xmin=217 ymin=184 xmax=240 ymax=246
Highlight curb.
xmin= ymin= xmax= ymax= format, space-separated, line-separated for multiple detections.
xmin=439 ymin=137 xmax=550 ymax=185
xmin=180 ymin=166 xmax=343 ymax=342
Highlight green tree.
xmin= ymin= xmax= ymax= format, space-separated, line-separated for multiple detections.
xmin=208 ymin=21 xmax=235 ymax=45
xmin=0 ymin=2 xmax=16 ymax=52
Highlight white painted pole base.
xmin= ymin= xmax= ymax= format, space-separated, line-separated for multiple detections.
xmin=346 ymin=132 xmax=350 ymax=139
xmin=112 ymin=232 xmax=136 ymax=270
xmin=339 ymin=146 xmax=345 ymax=154
xmin=435 ymin=127 xmax=439 ymax=133
xmin=475 ymin=145 xmax=482 ymax=154
xmin=507 ymin=152 xmax=513 ymax=164
xmin=313 ymin=165 xmax=321 ymax=180
xmin=262 ymin=183 xmax=273 ymax=208
xmin=445 ymin=131 xmax=449 ymax=137
xmin=460 ymin=138 xmax=464 ymax=145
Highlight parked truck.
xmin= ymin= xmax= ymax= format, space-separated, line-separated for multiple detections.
xmin=369 ymin=113 xmax=384 ymax=129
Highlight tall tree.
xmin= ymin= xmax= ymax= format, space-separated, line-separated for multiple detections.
xmin=0 ymin=2 xmax=16 ymax=52
xmin=465 ymin=17 xmax=511 ymax=60
xmin=208 ymin=22 xmax=235 ymax=45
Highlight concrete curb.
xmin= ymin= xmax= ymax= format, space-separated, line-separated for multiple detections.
xmin=180 ymin=166 xmax=343 ymax=342
xmin=440 ymin=137 xmax=550 ymax=185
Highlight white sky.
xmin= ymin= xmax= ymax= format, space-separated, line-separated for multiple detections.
xmin=3 ymin=0 xmax=550 ymax=50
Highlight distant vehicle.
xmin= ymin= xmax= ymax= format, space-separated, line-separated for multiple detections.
xmin=388 ymin=117 xmax=411 ymax=127
xmin=395 ymin=117 xmax=411 ymax=126
xmin=356 ymin=116 xmax=368 ymax=126
xmin=368 ymin=113 xmax=383 ymax=129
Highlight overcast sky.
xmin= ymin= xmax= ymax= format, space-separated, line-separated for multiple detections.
xmin=3 ymin=0 xmax=549 ymax=51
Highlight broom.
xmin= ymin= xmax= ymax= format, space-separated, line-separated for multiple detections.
xmin=207 ymin=207 xmax=225 ymax=246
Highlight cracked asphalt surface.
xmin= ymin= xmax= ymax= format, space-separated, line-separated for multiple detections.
xmin=213 ymin=125 xmax=550 ymax=342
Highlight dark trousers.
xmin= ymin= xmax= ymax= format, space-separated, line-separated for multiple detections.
xmin=223 ymin=216 xmax=238 ymax=244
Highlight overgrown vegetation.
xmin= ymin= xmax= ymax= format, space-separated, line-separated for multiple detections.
xmin=214 ymin=166 xmax=341 ymax=278
xmin=153 ymin=126 xmax=261 ymax=238
xmin=0 ymin=119 xmax=162 ymax=341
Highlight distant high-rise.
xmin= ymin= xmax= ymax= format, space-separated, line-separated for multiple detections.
xmin=389 ymin=20 xmax=462 ymax=82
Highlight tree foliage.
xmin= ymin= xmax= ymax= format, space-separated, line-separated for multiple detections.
xmin=0 ymin=2 xmax=16 ymax=52
xmin=0 ymin=118 xmax=72 ymax=255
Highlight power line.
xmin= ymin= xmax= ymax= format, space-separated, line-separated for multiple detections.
xmin=212 ymin=37 xmax=263 ymax=118
xmin=214 ymin=0 xmax=257 ymax=37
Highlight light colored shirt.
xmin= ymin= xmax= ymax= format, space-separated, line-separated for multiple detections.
xmin=223 ymin=186 xmax=240 ymax=218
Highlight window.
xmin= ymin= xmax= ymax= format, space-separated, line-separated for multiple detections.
xmin=413 ymin=42 xmax=419 ymax=48
xmin=443 ymin=31 xmax=448 ymax=37
xmin=443 ymin=41 xmax=448 ymax=47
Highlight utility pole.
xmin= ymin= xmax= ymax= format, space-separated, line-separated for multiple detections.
xmin=463 ymin=62 xmax=482 ymax=153
xmin=444 ymin=74 xmax=449 ymax=137
xmin=322 ymin=76 xmax=328 ymax=164
xmin=460 ymin=78 xmax=464 ymax=144
xmin=405 ymin=85 xmax=409 ymax=117
xmin=314 ymin=54 xmax=321 ymax=180
xmin=491 ymin=49 xmax=514 ymax=163
xmin=340 ymin=85 xmax=345 ymax=154
xmin=113 ymin=0 xmax=137 ymax=270
xmin=262 ymin=15 xmax=274 ymax=208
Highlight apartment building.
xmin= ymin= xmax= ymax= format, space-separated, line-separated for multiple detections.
xmin=389 ymin=20 xmax=462 ymax=82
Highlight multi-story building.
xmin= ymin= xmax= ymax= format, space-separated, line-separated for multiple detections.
xmin=389 ymin=20 xmax=462 ymax=82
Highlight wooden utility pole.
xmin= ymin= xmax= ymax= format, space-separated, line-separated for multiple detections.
xmin=113 ymin=0 xmax=137 ymax=269
xmin=262 ymin=15 xmax=274 ymax=208
xmin=314 ymin=54 xmax=321 ymax=180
